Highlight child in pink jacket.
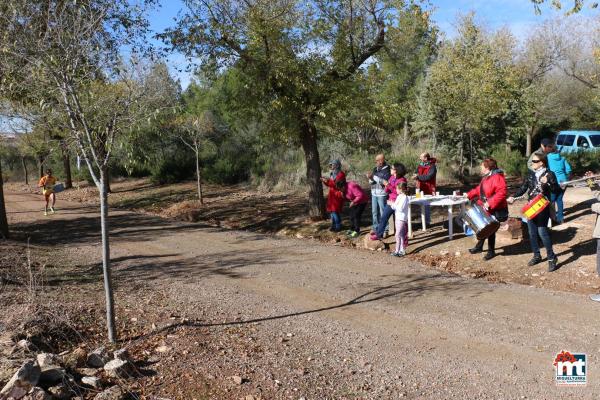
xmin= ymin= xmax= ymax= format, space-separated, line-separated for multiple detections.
xmin=345 ymin=180 xmax=369 ymax=237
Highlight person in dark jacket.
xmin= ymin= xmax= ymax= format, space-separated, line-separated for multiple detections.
xmin=466 ymin=158 xmax=508 ymax=260
xmin=367 ymin=154 xmax=392 ymax=232
xmin=508 ymin=153 xmax=561 ymax=271
xmin=321 ymin=160 xmax=346 ymax=232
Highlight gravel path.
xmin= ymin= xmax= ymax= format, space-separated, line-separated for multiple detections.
xmin=6 ymin=190 xmax=600 ymax=399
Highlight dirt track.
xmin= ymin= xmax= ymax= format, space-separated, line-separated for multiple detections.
xmin=5 ymin=189 xmax=600 ymax=399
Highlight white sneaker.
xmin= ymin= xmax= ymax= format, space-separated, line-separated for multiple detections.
xmin=44 ymin=211 xmax=48 ymax=216
xmin=50 ymin=207 xmax=55 ymax=214
xmin=590 ymin=294 xmax=600 ymax=302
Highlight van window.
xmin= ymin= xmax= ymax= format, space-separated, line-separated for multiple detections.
xmin=590 ymin=135 xmax=600 ymax=147
xmin=577 ymin=136 xmax=590 ymax=148
xmin=557 ymin=135 xmax=575 ymax=146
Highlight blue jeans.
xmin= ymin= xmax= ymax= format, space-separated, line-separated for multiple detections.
xmin=424 ymin=204 xmax=431 ymax=225
xmin=527 ymin=210 xmax=555 ymax=260
xmin=551 ymin=190 xmax=565 ymax=222
xmin=330 ymin=212 xmax=341 ymax=231
xmin=372 ymin=195 xmax=388 ymax=231
xmin=375 ymin=205 xmax=395 ymax=238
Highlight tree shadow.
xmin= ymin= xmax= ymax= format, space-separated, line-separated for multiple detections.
xmin=564 ymin=200 xmax=595 ymax=223
xmin=498 ymin=226 xmax=579 ymax=257
xmin=10 ymin=212 xmax=218 ymax=246
xmin=555 ymin=238 xmax=597 ymax=268
xmin=124 ymin=272 xmax=488 ymax=343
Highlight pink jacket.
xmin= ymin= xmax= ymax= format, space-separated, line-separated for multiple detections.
xmin=385 ymin=176 xmax=407 ymax=202
xmin=345 ymin=181 xmax=368 ymax=205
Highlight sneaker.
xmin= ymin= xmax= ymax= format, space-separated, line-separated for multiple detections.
xmin=469 ymin=247 xmax=483 ymax=254
xmin=590 ymin=294 xmax=600 ymax=302
xmin=483 ymin=251 xmax=496 ymax=261
xmin=548 ymin=258 xmax=559 ymax=272
xmin=50 ymin=207 xmax=55 ymax=214
xmin=527 ymin=255 xmax=542 ymax=267
xmin=348 ymin=231 xmax=359 ymax=238
xmin=44 ymin=211 xmax=48 ymax=216
xmin=398 ymin=250 xmax=406 ymax=256
xmin=370 ymin=233 xmax=380 ymax=241
xmin=390 ymin=252 xmax=400 ymax=257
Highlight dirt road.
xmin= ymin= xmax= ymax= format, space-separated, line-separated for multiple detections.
xmin=6 ymin=190 xmax=600 ymax=399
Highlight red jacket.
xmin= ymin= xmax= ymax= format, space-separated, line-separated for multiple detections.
xmin=325 ymin=171 xmax=346 ymax=213
xmin=416 ymin=158 xmax=437 ymax=195
xmin=467 ymin=170 xmax=508 ymax=212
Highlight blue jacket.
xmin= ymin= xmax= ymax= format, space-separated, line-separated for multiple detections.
xmin=547 ymin=152 xmax=572 ymax=184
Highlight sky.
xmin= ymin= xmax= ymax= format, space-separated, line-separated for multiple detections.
xmin=146 ymin=0 xmax=598 ymax=90
xmin=1 ymin=0 xmax=597 ymax=133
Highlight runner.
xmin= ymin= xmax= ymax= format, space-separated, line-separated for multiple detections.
xmin=38 ymin=169 xmax=58 ymax=216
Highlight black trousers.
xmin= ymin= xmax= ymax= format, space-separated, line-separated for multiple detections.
xmin=349 ymin=203 xmax=367 ymax=232
xmin=474 ymin=207 xmax=508 ymax=252
xmin=475 ymin=233 xmax=496 ymax=252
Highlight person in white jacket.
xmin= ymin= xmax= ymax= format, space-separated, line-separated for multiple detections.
xmin=389 ymin=182 xmax=410 ymax=257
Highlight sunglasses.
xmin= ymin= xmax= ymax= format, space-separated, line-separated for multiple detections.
xmin=532 ymin=160 xmax=542 ymax=163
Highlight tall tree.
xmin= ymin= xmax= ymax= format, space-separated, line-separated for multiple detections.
xmin=163 ymin=0 xmax=426 ymax=219
xmin=0 ymin=0 xmax=156 ymax=343
xmin=0 ymin=157 xmax=7 ymax=239
xmin=415 ymin=15 xmax=519 ymax=175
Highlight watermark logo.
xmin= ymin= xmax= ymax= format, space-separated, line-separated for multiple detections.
xmin=554 ymin=351 xmax=586 ymax=386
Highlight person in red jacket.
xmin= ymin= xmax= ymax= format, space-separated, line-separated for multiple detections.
xmin=466 ymin=158 xmax=509 ymax=260
xmin=321 ymin=159 xmax=346 ymax=232
xmin=414 ymin=153 xmax=437 ymax=195
xmin=412 ymin=153 xmax=437 ymax=225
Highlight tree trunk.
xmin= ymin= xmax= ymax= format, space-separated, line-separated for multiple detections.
xmin=469 ymin=130 xmax=473 ymax=171
xmin=403 ymin=118 xmax=409 ymax=144
xmin=99 ymin=168 xmax=116 ymax=343
xmin=21 ymin=157 xmax=28 ymax=185
xmin=62 ymin=145 xmax=73 ymax=189
xmin=525 ymin=125 xmax=536 ymax=156
xmin=0 ymin=160 xmax=9 ymax=239
xmin=105 ymin=167 xmax=111 ymax=193
xmin=459 ymin=129 xmax=465 ymax=179
xmin=195 ymin=151 xmax=204 ymax=204
xmin=300 ymin=121 xmax=326 ymax=220
xmin=38 ymin=157 xmax=44 ymax=178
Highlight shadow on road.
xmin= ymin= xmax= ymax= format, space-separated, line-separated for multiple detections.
xmin=125 ymin=272 xmax=487 ymax=343
xmin=11 ymin=212 xmax=218 ymax=246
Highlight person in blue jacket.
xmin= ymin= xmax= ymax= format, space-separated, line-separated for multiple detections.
xmin=547 ymin=143 xmax=572 ymax=224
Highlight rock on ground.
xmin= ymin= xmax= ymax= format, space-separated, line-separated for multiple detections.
xmin=63 ymin=348 xmax=87 ymax=369
xmin=87 ymin=347 xmax=110 ymax=368
xmin=93 ymin=385 xmax=126 ymax=400
xmin=103 ymin=359 xmax=133 ymax=379
xmin=38 ymin=365 xmax=66 ymax=386
xmin=363 ymin=234 xmax=385 ymax=251
xmin=81 ymin=376 xmax=102 ymax=389
xmin=47 ymin=384 xmax=71 ymax=400
xmin=35 ymin=354 xmax=60 ymax=369
xmin=22 ymin=387 xmax=51 ymax=400
xmin=0 ymin=360 xmax=41 ymax=399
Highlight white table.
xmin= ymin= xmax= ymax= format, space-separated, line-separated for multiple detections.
xmin=407 ymin=196 xmax=469 ymax=240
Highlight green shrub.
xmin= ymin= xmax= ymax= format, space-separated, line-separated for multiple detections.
xmin=205 ymin=156 xmax=251 ymax=184
xmin=491 ymin=146 xmax=527 ymax=178
xmin=564 ymin=149 xmax=600 ymax=175
xmin=150 ymin=153 xmax=195 ymax=184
